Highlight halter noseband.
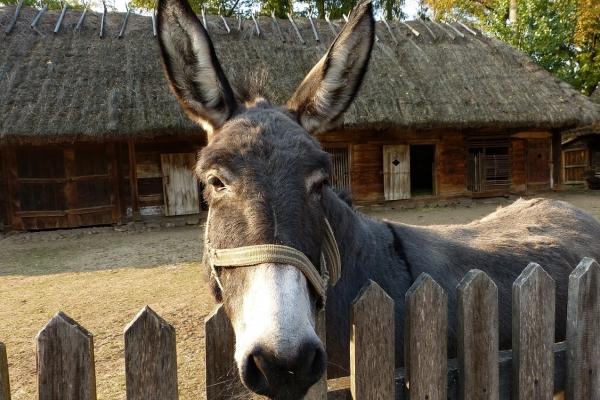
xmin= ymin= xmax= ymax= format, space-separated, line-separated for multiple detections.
xmin=203 ymin=210 xmax=341 ymax=307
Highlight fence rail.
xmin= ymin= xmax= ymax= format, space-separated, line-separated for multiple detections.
xmin=0 ymin=258 xmax=598 ymax=399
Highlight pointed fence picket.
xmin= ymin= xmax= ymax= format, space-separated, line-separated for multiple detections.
xmin=512 ymin=263 xmax=555 ymax=399
xmin=0 ymin=258 xmax=599 ymax=399
xmin=124 ymin=306 xmax=178 ymax=400
xmin=0 ymin=342 xmax=10 ymax=400
xmin=457 ymin=269 xmax=499 ymax=399
xmin=36 ymin=311 xmax=96 ymax=400
xmin=565 ymin=257 xmax=600 ymax=400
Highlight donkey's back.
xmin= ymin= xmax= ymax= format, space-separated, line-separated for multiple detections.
xmin=396 ymin=197 xmax=600 ymax=356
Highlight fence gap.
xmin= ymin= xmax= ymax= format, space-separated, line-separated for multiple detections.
xmin=204 ymin=304 xmax=245 ymax=400
xmin=566 ymin=257 xmax=600 ymax=399
xmin=350 ymin=280 xmax=395 ymax=399
xmin=36 ymin=311 xmax=96 ymax=400
xmin=512 ymin=263 xmax=555 ymax=399
xmin=457 ymin=269 xmax=499 ymax=399
xmin=405 ymin=273 xmax=448 ymax=400
xmin=124 ymin=306 xmax=177 ymax=400
xmin=0 ymin=343 xmax=10 ymax=400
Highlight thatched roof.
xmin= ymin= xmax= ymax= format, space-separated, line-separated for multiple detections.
xmin=562 ymin=88 xmax=600 ymax=144
xmin=2 ymin=6 xmax=600 ymax=143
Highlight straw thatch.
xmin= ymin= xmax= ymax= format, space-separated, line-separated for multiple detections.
xmin=2 ymin=6 xmax=600 ymax=143
xmin=562 ymin=88 xmax=600 ymax=144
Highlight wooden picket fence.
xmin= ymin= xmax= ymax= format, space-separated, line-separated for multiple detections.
xmin=0 ymin=258 xmax=598 ymax=399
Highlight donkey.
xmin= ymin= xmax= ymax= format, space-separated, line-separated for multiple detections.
xmin=157 ymin=0 xmax=600 ymax=398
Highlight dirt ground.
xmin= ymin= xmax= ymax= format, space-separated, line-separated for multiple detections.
xmin=0 ymin=190 xmax=598 ymax=399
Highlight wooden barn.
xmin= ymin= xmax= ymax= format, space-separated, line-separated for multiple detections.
xmin=562 ymin=89 xmax=600 ymax=187
xmin=1 ymin=6 xmax=600 ymax=231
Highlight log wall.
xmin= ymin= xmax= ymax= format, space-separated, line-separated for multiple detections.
xmin=0 ymin=150 xmax=7 ymax=229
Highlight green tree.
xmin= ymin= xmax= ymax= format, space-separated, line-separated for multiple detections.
xmin=421 ymin=0 xmax=600 ymax=94
xmin=0 ymin=0 xmax=85 ymax=9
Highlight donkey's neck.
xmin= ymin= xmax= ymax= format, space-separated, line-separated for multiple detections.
xmin=322 ymin=189 xmax=414 ymax=377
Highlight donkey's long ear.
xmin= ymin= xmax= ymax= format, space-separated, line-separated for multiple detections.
xmin=157 ymin=0 xmax=236 ymax=138
xmin=286 ymin=0 xmax=374 ymax=134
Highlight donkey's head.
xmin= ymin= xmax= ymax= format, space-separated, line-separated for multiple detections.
xmin=157 ymin=1 xmax=374 ymax=397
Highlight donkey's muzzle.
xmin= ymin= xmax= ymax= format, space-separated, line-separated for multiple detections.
xmin=241 ymin=339 xmax=327 ymax=399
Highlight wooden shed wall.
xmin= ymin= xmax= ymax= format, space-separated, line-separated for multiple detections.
xmin=0 ymin=150 xmax=7 ymax=228
xmin=317 ymin=129 xmax=468 ymax=203
xmin=132 ymin=137 xmax=206 ymax=214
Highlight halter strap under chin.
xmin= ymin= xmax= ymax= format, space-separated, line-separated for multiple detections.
xmin=203 ymin=209 xmax=341 ymax=306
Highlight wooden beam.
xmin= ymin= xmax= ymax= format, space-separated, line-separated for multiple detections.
xmin=288 ymin=13 xmax=306 ymax=44
xmin=271 ymin=11 xmax=285 ymax=42
xmin=128 ymin=139 xmax=141 ymax=221
xmin=100 ymin=2 xmax=106 ymax=38
xmin=31 ymin=5 xmax=48 ymax=29
xmin=2 ymin=147 xmax=22 ymax=229
xmin=308 ymin=15 xmax=320 ymax=42
xmin=75 ymin=7 xmax=88 ymax=31
xmin=4 ymin=0 xmax=23 ymax=35
xmin=54 ymin=3 xmax=68 ymax=34
xmin=118 ymin=5 xmax=131 ymax=39
xmin=114 ymin=141 xmax=129 ymax=223
xmin=106 ymin=143 xmax=121 ymax=225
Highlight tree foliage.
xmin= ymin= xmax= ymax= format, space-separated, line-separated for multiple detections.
xmin=0 ymin=0 xmax=85 ymax=10
xmin=421 ymin=0 xmax=600 ymax=94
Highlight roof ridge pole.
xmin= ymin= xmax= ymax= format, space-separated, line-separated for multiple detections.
xmin=152 ymin=9 xmax=157 ymax=36
xmin=433 ymin=20 xmax=454 ymax=39
xmin=31 ymin=4 xmax=48 ymax=29
xmin=308 ymin=14 xmax=320 ymax=42
xmin=118 ymin=4 xmax=131 ymax=38
xmin=201 ymin=6 xmax=207 ymax=30
xmin=457 ymin=21 xmax=477 ymax=35
xmin=381 ymin=17 xmax=398 ymax=45
xmin=287 ymin=13 xmax=305 ymax=44
xmin=271 ymin=11 xmax=285 ymax=42
xmin=220 ymin=14 xmax=230 ymax=33
xmin=443 ymin=21 xmax=465 ymax=38
xmin=401 ymin=20 xmax=420 ymax=36
xmin=54 ymin=2 xmax=68 ymax=34
xmin=100 ymin=1 xmax=106 ymax=38
xmin=5 ymin=0 xmax=24 ymax=35
xmin=251 ymin=13 xmax=260 ymax=36
xmin=75 ymin=6 xmax=88 ymax=31
xmin=324 ymin=12 xmax=336 ymax=35
xmin=418 ymin=19 xmax=436 ymax=39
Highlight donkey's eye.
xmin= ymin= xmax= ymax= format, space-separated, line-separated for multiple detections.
xmin=208 ymin=176 xmax=226 ymax=191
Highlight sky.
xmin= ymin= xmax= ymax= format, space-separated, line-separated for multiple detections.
xmin=101 ymin=0 xmax=421 ymax=19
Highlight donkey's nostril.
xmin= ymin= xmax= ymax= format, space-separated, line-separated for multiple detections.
xmin=240 ymin=340 xmax=327 ymax=399
xmin=241 ymin=351 xmax=268 ymax=394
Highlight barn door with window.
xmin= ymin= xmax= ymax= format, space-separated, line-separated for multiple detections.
xmin=383 ymin=145 xmax=410 ymax=201
xmin=161 ymin=153 xmax=199 ymax=216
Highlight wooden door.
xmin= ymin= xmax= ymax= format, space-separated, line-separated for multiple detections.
xmin=161 ymin=153 xmax=199 ymax=216
xmin=527 ymin=149 xmax=551 ymax=189
xmin=383 ymin=145 xmax=410 ymax=201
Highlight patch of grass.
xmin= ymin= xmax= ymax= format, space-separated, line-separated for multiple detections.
xmin=0 ymin=263 xmax=215 ymax=400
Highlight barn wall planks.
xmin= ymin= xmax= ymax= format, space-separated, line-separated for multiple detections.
xmin=133 ymin=137 xmax=204 ymax=212
xmin=0 ymin=151 xmax=7 ymax=229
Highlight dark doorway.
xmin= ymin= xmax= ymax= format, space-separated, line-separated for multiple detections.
xmin=410 ymin=145 xmax=435 ymax=196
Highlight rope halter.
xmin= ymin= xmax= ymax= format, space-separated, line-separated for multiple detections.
xmin=203 ymin=210 xmax=341 ymax=307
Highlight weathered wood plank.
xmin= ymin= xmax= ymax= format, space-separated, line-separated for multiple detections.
xmin=161 ymin=153 xmax=199 ymax=216
xmin=457 ymin=269 xmax=499 ymax=399
xmin=512 ymin=263 xmax=555 ymax=400
xmin=304 ymin=308 xmax=327 ymax=400
xmin=36 ymin=311 xmax=96 ymax=400
xmin=565 ymin=257 xmax=600 ymax=400
xmin=350 ymin=280 xmax=395 ymax=399
xmin=124 ymin=306 xmax=178 ymax=400
xmin=128 ymin=139 xmax=141 ymax=221
xmin=205 ymin=304 xmax=246 ymax=399
xmin=0 ymin=343 xmax=10 ymax=400
xmin=405 ymin=273 xmax=448 ymax=400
